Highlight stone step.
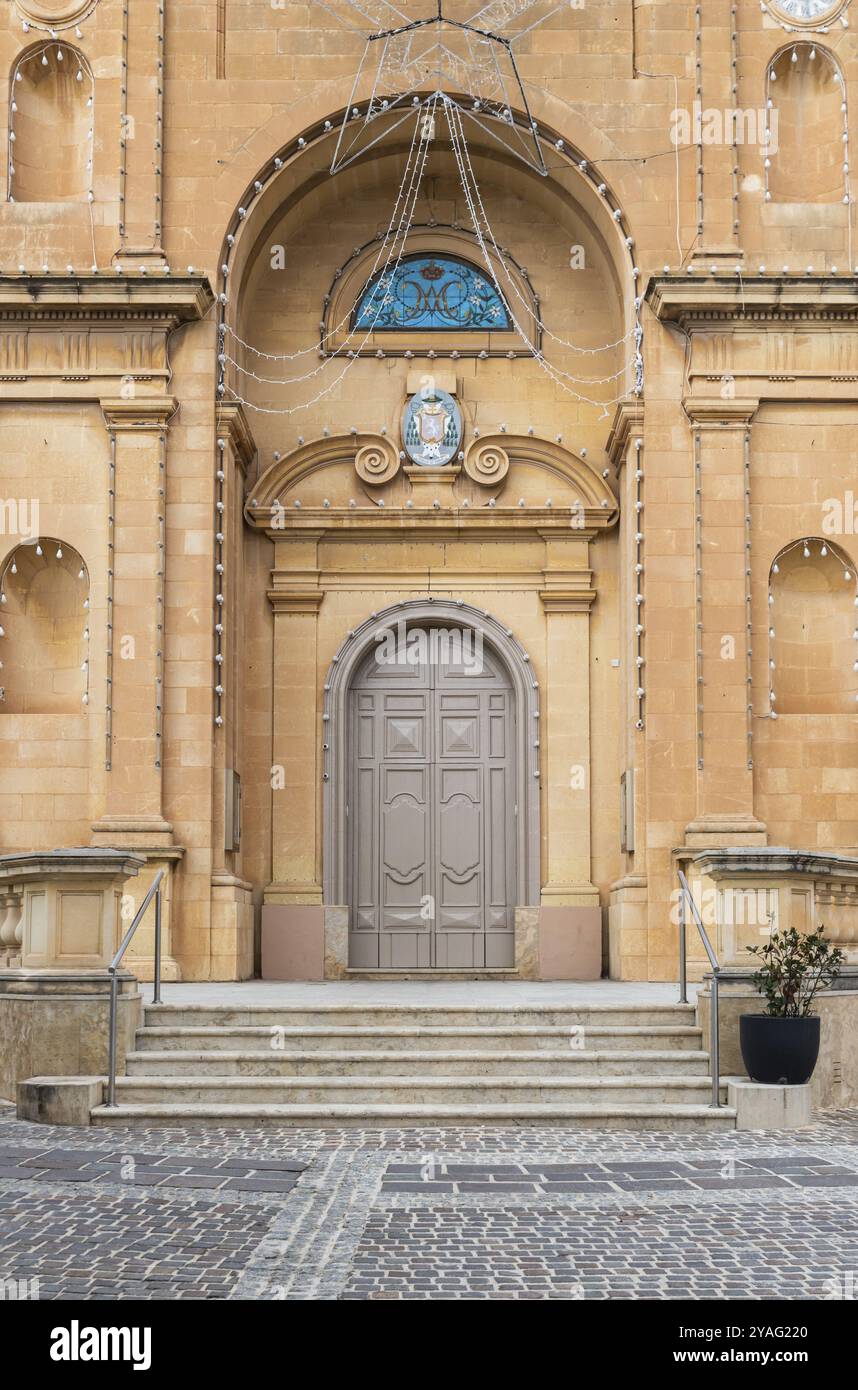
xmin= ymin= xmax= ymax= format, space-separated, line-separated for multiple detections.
xmin=142 ymin=1002 xmax=694 ymax=1029
xmin=135 ymin=1023 xmax=704 ymax=1053
xmin=109 ymin=1075 xmax=726 ymax=1106
xmin=91 ymin=1101 xmax=738 ymax=1131
xmin=125 ymin=1048 xmax=711 ymax=1078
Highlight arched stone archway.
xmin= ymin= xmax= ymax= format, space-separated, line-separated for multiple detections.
xmin=321 ymin=600 xmax=541 ymax=969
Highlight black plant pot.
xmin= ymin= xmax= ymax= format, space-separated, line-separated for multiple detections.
xmin=739 ymin=1014 xmax=821 ymax=1086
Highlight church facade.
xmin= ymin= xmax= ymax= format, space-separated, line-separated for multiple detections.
xmin=1 ymin=0 xmax=858 ymax=986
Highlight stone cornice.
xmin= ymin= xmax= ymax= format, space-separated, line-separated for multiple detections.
xmin=101 ymin=396 xmax=178 ymax=430
xmin=692 ymin=847 xmax=858 ymax=882
xmin=250 ymin=508 xmax=616 ymax=541
xmin=646 ymin=274 xmax=858 ymax=330
xmin=216 ymin=402 xmax=258 ymax=477
xmin=605 ymin=399 xmax=645 ymax=470
xmin=0 ymin=275 xmax=214 ymax=326
xmin=539 ymin=588 xmax=597 ymax=613
xmin=267 ymin=589 xmax=325 ymax=614
xmin=684 ymin=397 xmax=758 ymax=427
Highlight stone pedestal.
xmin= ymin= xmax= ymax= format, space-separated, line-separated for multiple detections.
xmin=0 ymin=849 xmax=146 ymax=1102
xmin=727 ymin=1078 xmax=812 ymax=1132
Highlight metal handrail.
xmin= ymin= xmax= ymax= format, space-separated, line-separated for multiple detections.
xmin=106 ymin=869 xmax=165 ymax=1108
xmin=677 ymin=868 xmax=722 ymax=1109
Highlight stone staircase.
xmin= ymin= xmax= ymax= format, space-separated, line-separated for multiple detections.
xmin=90 ymin=999 xmax=736 ymax=1129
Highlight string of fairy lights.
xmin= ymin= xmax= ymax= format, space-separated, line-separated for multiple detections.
xmin=210 ymin=96 xmax=640 ymax=726
xmin=218 ymin=109 xmax=643 ymax=417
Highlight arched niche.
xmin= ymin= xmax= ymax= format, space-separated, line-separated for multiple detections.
xmin=321 ymin=600 xmax=541 ymax=911
xmin=9 ymin=42 xmax=93 ymax=203
xmin=769 ymin=538 xmax=858 ymax=716
xmin=0 ymin=539 xmax=90 ymax=714
xmin=215 ymin=107 xmax=637 ymax=470
xmin=767 ymin=45 xmax=846 ymax=205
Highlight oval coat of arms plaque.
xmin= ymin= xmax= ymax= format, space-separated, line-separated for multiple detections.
xmin=401 ymin=387 xmax=463 ymax=468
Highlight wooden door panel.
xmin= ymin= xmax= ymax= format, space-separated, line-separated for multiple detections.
xmin=348 ymin=626 xmax=516 ymax=969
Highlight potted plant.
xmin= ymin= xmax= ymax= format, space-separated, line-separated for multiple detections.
xmin=740 ymin=925 xmax=844 ymax=1086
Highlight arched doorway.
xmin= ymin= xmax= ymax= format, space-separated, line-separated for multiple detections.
xmin=321 ymin=600 xmax=541 ymax=972
xmin=348 ymin=621 xmax=516 ymax=968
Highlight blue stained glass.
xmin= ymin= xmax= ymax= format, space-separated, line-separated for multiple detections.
xmin=353 ymin=253 xmax=511 ymax=331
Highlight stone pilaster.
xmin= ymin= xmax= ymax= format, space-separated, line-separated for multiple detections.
xmin=685 ymin=399 xmax=766 ymax=846
xmin=266 ymin=536 xmax=325 ymax=906
xmin=117 ymin=0 xmax=167 ymax=267
xmin=693 ymin=0 xmax=741 ymax=265
xmin=92 ymin=396 xmax=176 ymax=846
xmin=539 ymin=536 xmax=599 ymax=907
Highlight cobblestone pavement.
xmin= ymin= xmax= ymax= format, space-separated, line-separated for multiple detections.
xmin=1 ymin=1103 xmax=857 ymax=1300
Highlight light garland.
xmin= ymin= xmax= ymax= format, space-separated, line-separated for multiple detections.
xmin=767 ymin=536 xmax=858 ymax=716
xmin=155 ymin=1 xmax=164 ymax=248
xmin=695 ymin=1 xmax=704 ymax=240
xmin=211 ymin=94 xmax=643 ymax=714
xmin=106 ymin=429 xmax=115 ymax=768
xmin=744 ymin=428 xmax=753 ymax=768
xmin=222 ymin=122 xmax=429 ymax=366
xmin=323 ymin=0 xmax=570 ymax=177
xmin=447 ymin=101 xmax=641 ymax=411
xmin=119 ymin=0 xmax=128 ymax=243
xmin=213 ymin=434 xmax=225 ymax=728
xmin=731 ymin=8 xmax=741 ymax=242
xmin=155 ymin=430 xmax=166 ymax=764
xmin=219 ymin=130 xmax=433 ymax=412
xmin=452 ymin=123 xmax=642 ymax=378
xmin=634 ymin=437 xmax=645 ymax=730
xmin=694 ymin=427 xmax=704 ymax=769
xmin=219 ymin=101 xmax=433 ymax=412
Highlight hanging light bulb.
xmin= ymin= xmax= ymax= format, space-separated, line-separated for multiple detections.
xmin=772 ymin=562 xmax=779 ymax=573
xmin=41 ymin=54 xmax=49 ymax=67
xmin=803 ymin=543 xmax=811 ymax=558
xmin=55 ymin=546 xmax=62 ymax=560
xmin=846 ymin=569 xmax=853 ymax=581
xmin=10 ymin=561 xmax=16 ymax=575
xmin=35 ymin=543 xmax=42 ymax=556
xmin=821 ymin=544 xmax=828 ymax=557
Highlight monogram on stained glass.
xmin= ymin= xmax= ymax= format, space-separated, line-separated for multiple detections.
xmin=354 ymin=253 xmax=511 ymax=331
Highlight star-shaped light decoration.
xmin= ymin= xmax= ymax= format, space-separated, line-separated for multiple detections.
xmin=309 ymin=0 xmax=569 ymax=174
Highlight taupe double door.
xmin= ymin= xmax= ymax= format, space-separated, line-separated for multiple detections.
xmin=348 ymin=632 xmax=516 ymax=968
